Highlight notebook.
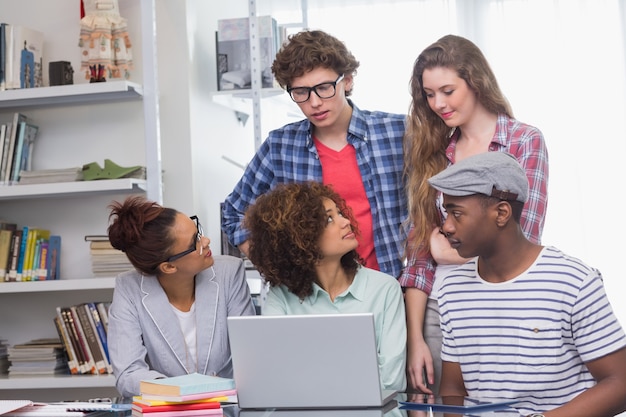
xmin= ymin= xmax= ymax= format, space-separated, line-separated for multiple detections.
xmin=227 ymin=313 xmax=397 ymax=410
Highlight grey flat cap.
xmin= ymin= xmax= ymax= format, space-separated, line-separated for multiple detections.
xmin=428 ymin=152 xmax=528 ymax=203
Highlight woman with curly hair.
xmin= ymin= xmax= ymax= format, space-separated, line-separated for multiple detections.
xmin=401 ymin=34 xmax=549 ymax=396
xmin=244 ymin=182 xmax=406 ymax=391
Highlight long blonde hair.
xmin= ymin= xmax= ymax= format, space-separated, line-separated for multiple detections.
xmin=404 ymin=35 xmax=513 ymax=255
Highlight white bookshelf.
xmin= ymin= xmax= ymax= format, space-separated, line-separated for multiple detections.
xmin=0 ymin=0 xmax=160 ymax=401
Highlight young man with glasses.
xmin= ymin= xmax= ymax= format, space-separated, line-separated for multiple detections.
xmin=222 ymin=30 xmax=408 ymax=279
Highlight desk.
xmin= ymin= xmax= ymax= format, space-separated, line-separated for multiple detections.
xmin=229 ymin=393 xmax=524 ymax=417
xmin=7 ymin=394 xmax=525 ymax=417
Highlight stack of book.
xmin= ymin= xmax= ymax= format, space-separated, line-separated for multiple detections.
xmin=133 ymin=373 xmax=237 ymax=416
xmin=0 ymin=223 xmax=61 ymax=282
xmin=85 ymin=235 xmax=133 ymax=277
xmin=18 ymin=167 xmax=84 ymax=184
xmin=7 ymin=338 xmax=67 ymax=376
xmin=0 ymin=112 xmax=40 ymax=186
xmin=53 ymin=302 xmax=111 ymax=375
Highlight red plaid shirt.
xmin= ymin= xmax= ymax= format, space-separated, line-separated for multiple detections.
xmin=400 ymin=114 xmax=549 ymax=294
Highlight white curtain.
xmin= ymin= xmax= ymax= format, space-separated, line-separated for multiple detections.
xmin=260 ymin=0 xmax=626 ymax=324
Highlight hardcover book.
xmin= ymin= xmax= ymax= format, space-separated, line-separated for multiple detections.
xmin=53 ymin=314 xmax=79 ymax=375
xmin=131 ymin=408 xmax=223 ymax=417
xmin=140 ymin=373 xmax=236 ymax=397
xmin=4 ymin=24 xmax=44 ymax=89
xmin=69 ymin=305 xmax=97 ymax=374
xmin=13 ymin=122 xmax=38 ymax=181
xmin=131 ymin=401 xmax=220 ymax=413
xmin=0 ymin=23 xmax=7 ymax=90
xmin=0 ymin=124 xmax=7 ymax=173
xmin=6 ymin=228 xmax=22 ymax=281
xmin=132 ymin=396 xmax=226 ymax=407
xmin=0 ymin=122 xmax=12 ymax=182
xmin=60 ymin=306 xmax=89 ymax=374
xmin=139 ymin=389 xmax=237 ymax=404
xmin=74 ymin=304 xmax=107 ymax=374
xmin=0 ymin=226 xmax=16 ymax=280
xmin=2 ymin=113 xmax=27 ymax=185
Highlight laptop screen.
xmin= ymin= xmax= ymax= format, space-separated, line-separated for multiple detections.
xmin=228 ymin=313 xmax=395 ymax=409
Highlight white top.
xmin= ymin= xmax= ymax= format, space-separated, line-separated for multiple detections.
xmin=172 ymin=302 xmax=198 ymax=373
xmin=438 ymin=246 xmax=626 ymax=415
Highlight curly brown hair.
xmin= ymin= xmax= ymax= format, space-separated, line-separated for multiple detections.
xmin=243 ymin=182 xmax=362 ymax=299
xmin=405 ymin=34 xmax=513 ymax=255
xmin=271 ymin=29 xmax=359 ymax=95
xmin=107 ymin=195 xmax=178 ymax=276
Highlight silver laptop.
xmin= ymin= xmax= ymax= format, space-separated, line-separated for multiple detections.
xmin=227 ymin=313 xmax=397 ymax=410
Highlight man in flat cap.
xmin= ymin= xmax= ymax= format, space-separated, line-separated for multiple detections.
xmin=431 ymin=152 xmax=626 ymax=417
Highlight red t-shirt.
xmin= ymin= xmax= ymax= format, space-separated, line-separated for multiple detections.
xmin=314 ymin=137 xmax=380 ymax=271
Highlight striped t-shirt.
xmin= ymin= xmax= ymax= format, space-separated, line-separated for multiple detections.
xmin=439 ymin=246 xmax=626 ymax=414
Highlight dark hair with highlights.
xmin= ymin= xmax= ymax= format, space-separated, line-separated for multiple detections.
xmin=271 ymin=29 xmax=359 ymax=96
xmin=244 ymin=182 xmax=362 ymax=299
xmin=107 ymin=196 xmax=178 ymax=276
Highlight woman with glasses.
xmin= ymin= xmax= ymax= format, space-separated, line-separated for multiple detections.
xmin=244 ymin=182 xmax=406 ymax=391
xmin=222 ymin=29 xmax=408 ymax=281
xmin=106 ymin=196 xmax=256 ymax=397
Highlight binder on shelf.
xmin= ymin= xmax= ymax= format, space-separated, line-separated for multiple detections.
xmin=45 ymin=235 xmax=61 ymax=280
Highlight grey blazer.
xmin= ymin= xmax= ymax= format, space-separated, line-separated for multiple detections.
xmin=108 ymin=255 xmax=256 ymax=397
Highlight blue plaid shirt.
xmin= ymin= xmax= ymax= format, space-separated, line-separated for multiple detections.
xmin=222 ymin=101 xmax=408 ymax=278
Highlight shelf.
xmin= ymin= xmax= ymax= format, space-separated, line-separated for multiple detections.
xmin=211 ymin=88 xmax=300 ymax=120
xmin=0 ymin=178 xmax=146 ymax=200
xmin=0 ymin=277 xmax=115 ymax=294
xmin=0 ymin=81 xmax=143 ymax=109
xmin=0 ymin=373 xmax=116 ymax=389
xmin=211 ymin=87 xmax=285 ymax=99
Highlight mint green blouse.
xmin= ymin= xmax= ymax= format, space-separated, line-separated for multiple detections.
xmin=262 ymin=267 xmax=407 ymax=391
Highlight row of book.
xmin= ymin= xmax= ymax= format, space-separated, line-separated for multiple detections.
xmin=53 ymin=301 xmax=112 ymax=375
xmin=0 ymin=112 xmax=39 ymax=186
xmin=0 ymin=222 xmax=61 ymax=282
xmin=133 ymin=373 xmax=237 ymax=416
xmin=0 ymin=23 xmax=44 ymax=90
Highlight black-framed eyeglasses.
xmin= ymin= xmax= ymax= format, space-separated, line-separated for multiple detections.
xmin=287 ymin=74 xmax=345 ymax=103
xmin=166 ymin=215 xmax=204 ymax=262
